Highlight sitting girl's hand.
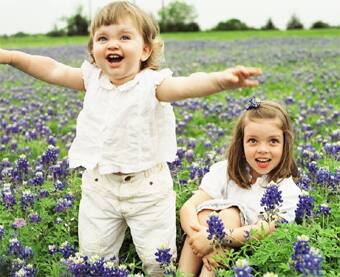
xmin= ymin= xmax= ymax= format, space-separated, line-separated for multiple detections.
xmin=218 ymin=66 xmax=262 ymax=90
xmin=188 ymin=224 xmax=213 ymax=257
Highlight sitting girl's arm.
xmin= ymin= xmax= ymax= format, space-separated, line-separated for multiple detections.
xmin=0 ymin=49 xmax=84 ymax=91
xmin=180 ymin=189 xmax=212 ymax=237
xmin=156 ymin=66 xmax=262 ymax=102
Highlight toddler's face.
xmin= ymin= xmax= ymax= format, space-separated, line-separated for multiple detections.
xmin=243 ymin=117 xmax=283 ymax=181
xmin=92 ymin=17 xmax=151 ymax=85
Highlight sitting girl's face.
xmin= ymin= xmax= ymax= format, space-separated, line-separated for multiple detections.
xmin=243 ymin=117 xmax=284 ymax=181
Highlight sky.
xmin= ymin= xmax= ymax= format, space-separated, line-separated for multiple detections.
xmin=0 ymin=0 xmax=339 ymax=35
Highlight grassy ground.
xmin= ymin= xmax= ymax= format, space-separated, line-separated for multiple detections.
xmin=1 ymin=29 xmax=339 ymax=48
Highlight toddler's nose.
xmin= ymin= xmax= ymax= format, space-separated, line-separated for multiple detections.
xmin=107 ymin=39 xmax=119 ymax=50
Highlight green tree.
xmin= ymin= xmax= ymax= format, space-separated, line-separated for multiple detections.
xmin=287 ymin=14 xmax=304 ymax=30
xmin=261 ymin=18 xmax=278 ymax=30
xmin=158 ymin=0 xmax=200 ymax=32
xmin=212 ymin=18 xmax=250 ymax=31
xmin=311 ymin=20 xmax=330 ymax=29
xmin=64 ymin=6 xmax=89 ymax=36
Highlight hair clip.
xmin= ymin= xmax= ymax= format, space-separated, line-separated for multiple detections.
xmin=246 ymin=96 xmax=261 ymax=110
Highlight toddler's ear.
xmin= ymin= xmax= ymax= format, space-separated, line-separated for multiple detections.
xmin=141 ymin=43 xmax=152 ymax=62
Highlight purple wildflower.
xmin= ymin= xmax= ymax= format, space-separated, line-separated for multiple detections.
xmin=20 ymin=190 xmax=35 ymax=211
xmin=0 ymin=225 xmax=4 ymax=240
xmin=316 ymin=204 xmax=331 ymax=217
xmin=206 ymin=212 xmax=226 ymax=246
xmin=59 ymin=241 xmax=76 ymax=258
xmin=29 ymin=212 xmax=41 ymax=223
xmin=295 ymin=191 xmax=314 ymax=222
xmin=232 ymin=258 xmax=254 ymax=277
xmin=291 ymin=235 xmax=323 ymax=276
xmin=14 ymin=264 xmax=37 ymax=277
xmin=155 ymin=247 xmax=172 ymax=267
xmin=1 ymin=184 xmax=16 ymax=209
xmin=260 ymin=183 xmax=283 ymax=212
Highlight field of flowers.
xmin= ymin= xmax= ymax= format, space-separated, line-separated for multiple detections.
xmin=0 ymin=36 xmax=339 ymax=276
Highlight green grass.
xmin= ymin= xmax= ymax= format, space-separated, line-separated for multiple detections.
xmin=1 ymin=29 xmax=339 ymax=48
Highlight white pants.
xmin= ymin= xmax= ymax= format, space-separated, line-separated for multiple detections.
xmin=78 ymin=163 xmax=176 ymax=276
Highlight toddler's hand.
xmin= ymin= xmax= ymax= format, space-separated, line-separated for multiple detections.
xmin=219 ymin=66 xmax=262 ymax=90
xmin=188 ymin=224 xmax=213 ymax=257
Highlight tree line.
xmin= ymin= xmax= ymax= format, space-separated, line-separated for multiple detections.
xmin=5 ymin=0 xmax=339 ymax=37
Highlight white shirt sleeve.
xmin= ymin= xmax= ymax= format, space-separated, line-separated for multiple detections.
xmin=278 ymin=177 xmax=302 ymax=223
xmin=199 ymin=160 xmax=228 ymax=199
xmin=80 ymin=60 xmax=99 ymax=90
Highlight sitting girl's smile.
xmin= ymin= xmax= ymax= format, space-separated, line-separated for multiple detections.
xmin=243 ymin=117 xmax=284 ymax=180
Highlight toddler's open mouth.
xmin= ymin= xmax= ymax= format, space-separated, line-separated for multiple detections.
xmin=106 ymin=54 xmax=123 ymax=63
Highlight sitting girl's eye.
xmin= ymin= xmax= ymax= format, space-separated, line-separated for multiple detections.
xmin=270 ymin=139 xmax=280 ymax=144
xmin=248 ymin=138 xmax=256 ymax=144
xmin=121 ymin=35 xmax=130 ymax=40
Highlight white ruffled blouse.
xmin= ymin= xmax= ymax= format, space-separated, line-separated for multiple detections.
xmin=68 ymin=61 xmax=177 ymax=174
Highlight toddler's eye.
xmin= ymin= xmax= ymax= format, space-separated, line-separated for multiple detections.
xmin=270 ymin=139 xmax=280 ymax=144
xmin=121 ymin=35 xmax=130 ymax=40
xmin=97 ymin=36 xmax=107 ymax=42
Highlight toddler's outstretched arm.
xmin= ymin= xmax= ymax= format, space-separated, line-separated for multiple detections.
xmin=156 ymin=65 xmax=262 ymax=102
xmin=0 ymin=49 xmax=84 ymax=91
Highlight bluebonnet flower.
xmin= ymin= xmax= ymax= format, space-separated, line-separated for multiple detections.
xmin=301 ymin=247 xmax=323 ymax=276
xmin=40 ymin=145 xmax=59 ymax=167
xmin=260 ymin=183 xmax=283 ymax=212
xmin=38 ymin=189 xmax=49 ymax=199
xmin=47 ymin=135 xmax=56 ymax=145
xmin=28 ymin=171 xmax=44 ymax=186
xmin=29 ymin=212 xmax=41 ymax=223
xmin=316 ymin=203 xmax=331 ymax=217
xmin=316 ymin=167 xmax=330 ymax=186
xmin=232 ymin=258 xmax=254 ymax=277
xmin=20 ymin=190 xmax=35 ymax=211
xmin=1 ymin=184 xmax=16 ymax=209
xmin=7 ymin=238 xmax=23 ymax=257
xmin=88 ymin=255 xmax=106 ymax=275
xmin=59 ymin=241 xmax=76 ymax=259
xmin=297 ymin=173 xmax=311 ymax=190
xmin=14 ymin=264 xmax=37 ymax=277
xmin=48 ymin=244 xmax=58 ymax=255
xmin=21 ymin=246 xmax=33 ymax=260
xmin=10 ymin=140 xmax=17 ymax=151
xmin=185 ymin=149 xmax=195 ymax=162
xmin=206 ymin=212 xmax=226 ymax=246
xmin=54 ymin=193 xmax=74 ymax=213
xmin=15 ymin=154 xmax=29 ymax=176
xmin=0 ymin=225 xmax=4 ymax=240
xmin=155 ymin=247 xmax=172 ymax=267
xmin=63 ymin=253 xmax=89 ymax=276
xmin=291 ymin=236 xmax=323 ymax=276
xmin=102 ymin=262 xmax=129 ymax=277
xmin=307 ymin=161 xmax=318 ymax=175
xmin=54 ymin=180 xmax=66 ymax=191
xmin=155 ymin=246 xmax=176 ymax=276
xmin=295 ymin=191 xmax=314 ymax=222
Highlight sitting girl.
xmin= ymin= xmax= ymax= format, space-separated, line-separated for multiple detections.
xmin=178 ymin=99 xmax=301 ymax=276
